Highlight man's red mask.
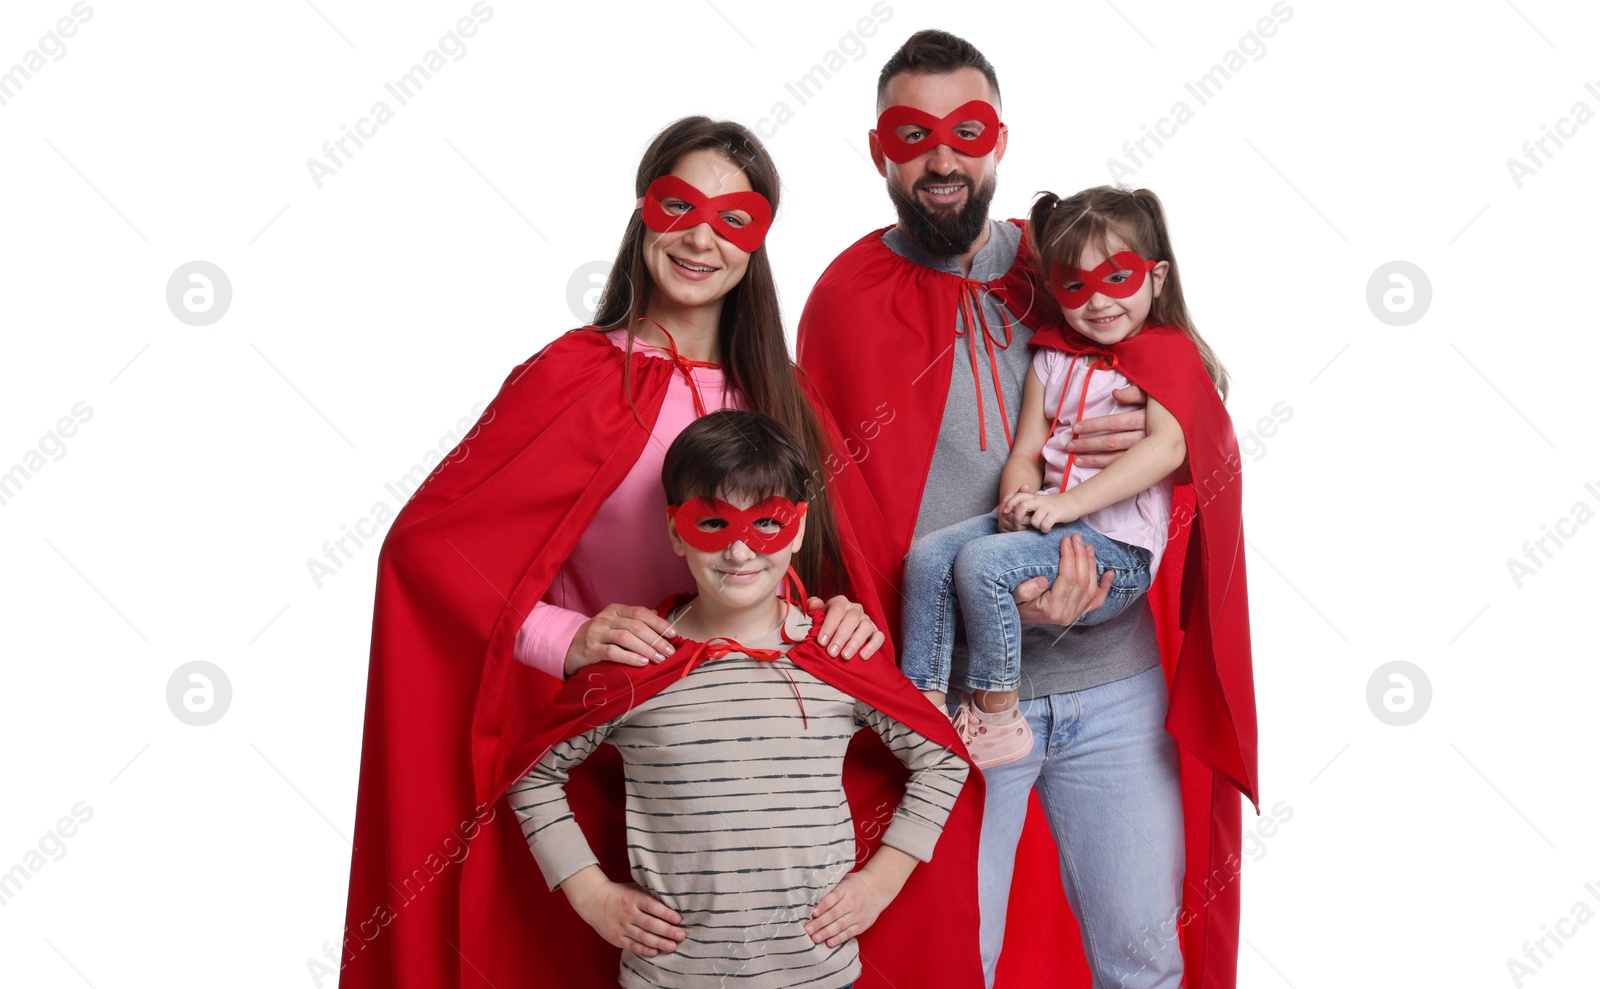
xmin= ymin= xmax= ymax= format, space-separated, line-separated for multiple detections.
xmin=637 ymin=175 xmax=773 ymax=253
xmin=1051 ymin=251 xmax=1160 ymax=310
xmin=874 ymin=100 xmax=1003 ymax=164
xmin=667 ymin=496 xmax=807 ymax=554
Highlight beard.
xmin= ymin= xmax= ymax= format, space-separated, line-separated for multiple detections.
xmin=887 ymin=170 xmax=997 ymax=257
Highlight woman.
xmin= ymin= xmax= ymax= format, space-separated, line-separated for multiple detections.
xmin=337 ymin=118 xmax=959 ymax=989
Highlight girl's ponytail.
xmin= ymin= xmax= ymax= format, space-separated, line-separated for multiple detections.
xmin=1131 ymin=189 xmax=1170 ymax=267
xmin=1025 ymin=191 xmax=1062 ymax=268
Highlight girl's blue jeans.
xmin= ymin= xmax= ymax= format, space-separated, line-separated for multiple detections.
xmin=899 ymin=510 xmax=1152 ymax=694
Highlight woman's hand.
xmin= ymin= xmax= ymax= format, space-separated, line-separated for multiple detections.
xmin=1013 ymin=534 xmax=1113 ymax=627
xmin=560 ymin=866 xmax=685 ymax=958
xmin=563 ymin=604 xmax=678 ymax=677
xmin=804 ymin=595 xmax=884 ymax=659
xmin=1066 ymin=384 xmax=1148 ymax=468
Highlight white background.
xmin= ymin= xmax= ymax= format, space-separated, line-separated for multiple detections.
xmin=2 ymin=1 xmax=1597 ymax=986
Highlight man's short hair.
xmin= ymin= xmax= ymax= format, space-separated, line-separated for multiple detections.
xmin=876 ymin=29 xmax=1001 ymax=113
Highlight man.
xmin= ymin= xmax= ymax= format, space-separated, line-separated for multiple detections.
xmin=797 ymin=29 xmax=1253 ymax=989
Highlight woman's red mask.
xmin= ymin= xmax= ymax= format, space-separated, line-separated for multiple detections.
xmin=1051 ymin=251 xmax=1159 ymax=310
xmin=667 ymin=496 xmax=807 ymax=554
xmin=874 ymin=100 xmax=1003 ymax=163
xmin=637 ymin=175 xmax=773 ymax=253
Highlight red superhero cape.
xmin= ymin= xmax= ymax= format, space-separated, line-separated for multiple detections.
xmin=339 ymin=327 xmax=987 ymax=989
xmin=797 ymin=223 xmax=1258 ymax=989
xmin=470 ymin=591 xmax=986 ymax=985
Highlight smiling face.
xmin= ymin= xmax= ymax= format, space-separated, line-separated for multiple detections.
xmin=870 ymin=67 xmax=1006 ymax=256
xmin=666 ymin=488 xmax=807 ymax=614
xmin=1055 ymin=231 xmax=1170 ymax=346
xmin=642 ymin=149 xmax=758 ymax=316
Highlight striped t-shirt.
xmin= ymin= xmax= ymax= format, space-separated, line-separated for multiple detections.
xmin=508 ymin=607 xmax=968 ymax=989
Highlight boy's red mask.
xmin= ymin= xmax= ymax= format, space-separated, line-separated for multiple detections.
xmin=637 ymin=175 xmax=773 ymax=253
xmin=667 ymin=496 xmax=807 ymax=554
xmin=1051 ymin=251 xmax=1159 ymax=310
xmin=874 ymin=100 xmax=1003 ymax=163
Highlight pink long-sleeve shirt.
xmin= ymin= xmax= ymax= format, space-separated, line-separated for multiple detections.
xmin=512 ymin=328 xmax=744 ymax=678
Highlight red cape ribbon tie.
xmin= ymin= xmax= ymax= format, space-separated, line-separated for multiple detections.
xmin=637 ymin=174 xmax=773 ymax=253
xmin=635 ymin=317 xmax=723 ymax=417
xmin=875 ymin=100 xmax=1003 ymax=163
xmin=1048 ymin=347 xmax=1119 ymax=487
xmin=676 ymin=634 xmax=808 ymax=728
xmin=956 ymin=280 xmax=1016 ymax=451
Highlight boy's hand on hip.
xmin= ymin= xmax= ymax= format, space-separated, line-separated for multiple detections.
xmin=806 ymin=870 xmax=895 ymax=948
xmin=561 ymin=866 xmax=685 ymax=957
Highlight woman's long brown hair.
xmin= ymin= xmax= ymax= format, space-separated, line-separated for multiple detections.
xmin=587 ymin=117 xmax=851 ymax=599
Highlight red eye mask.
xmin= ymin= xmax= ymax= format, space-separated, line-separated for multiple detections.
xmin=874 ymin=100 xmax=1003 ymax=163
xmin=1051 ymin=251 xmax=1159 ymax=310
xmin=667 ymin=496 xmax=807 ymax=554
xmin=637 ymin=175 xmax=773 ymax=253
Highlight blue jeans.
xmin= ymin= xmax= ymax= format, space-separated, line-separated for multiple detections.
xmin=975 ymin=666 xmax=1184 ymax=989
xmin=900 ymin=511 xmax=1152 ymax=694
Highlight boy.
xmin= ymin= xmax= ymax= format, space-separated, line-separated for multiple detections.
xmin=507 ymin=410 xmax=972 ymax=989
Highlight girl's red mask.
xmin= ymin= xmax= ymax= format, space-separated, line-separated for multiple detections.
xmin=874 ymin=100 xmax=1003 ymax=163
xmin=667 ymin=496 xmax=807 ymax=554
xmin=1051 ymin=251 xmax=1159 ymax=310
xmin=637 ymin=175 xmax=773 ymax=253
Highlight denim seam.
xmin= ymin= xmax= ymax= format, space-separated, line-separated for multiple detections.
xmin=1035 ymin=739 xmax=1108 ymax=983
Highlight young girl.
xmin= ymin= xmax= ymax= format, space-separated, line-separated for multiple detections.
xmin=899 ymin=185 xmax=1231 ymax=767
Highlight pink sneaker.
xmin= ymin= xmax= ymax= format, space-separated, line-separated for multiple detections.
xmin=951 ymin=695 xmax=1034 ymax=769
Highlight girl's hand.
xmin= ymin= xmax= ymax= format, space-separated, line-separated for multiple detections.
xmin=804 ymin=870 xmax=894 ymax=948
xmin=563 ymin=604 xmax=678 ymax=677
xmin=561 ymin=867 xmax=686 ymax=958
xmin=1001 ymin=491 xmax=1043 ymax=529
xmin=1029 ymin=494 xmax=1082 ymax=533
xmin=1067 ymin=384 xmax=1148 ymax=468
xmin=805 ymin=595 xmax=884 ymax=659
xmin=997 ymin=485 xmax=1031 ymax=532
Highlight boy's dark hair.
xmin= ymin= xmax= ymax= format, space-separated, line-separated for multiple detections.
xmin=876 ymin=30 xmax=1001 ymax=113
xmin=661 ymin=410 xmax=810 ymax=511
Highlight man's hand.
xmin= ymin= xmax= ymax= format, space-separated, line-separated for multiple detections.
xmin=1013 ymin=534 xmax=1113 ymax=627
xmin=560 ymin=866 xmax=685 ymax=958
xmin=1066 ymin=384 xmax=1148 ymax=469
xmin=805 ymin=595 xmax=884 ymax=659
